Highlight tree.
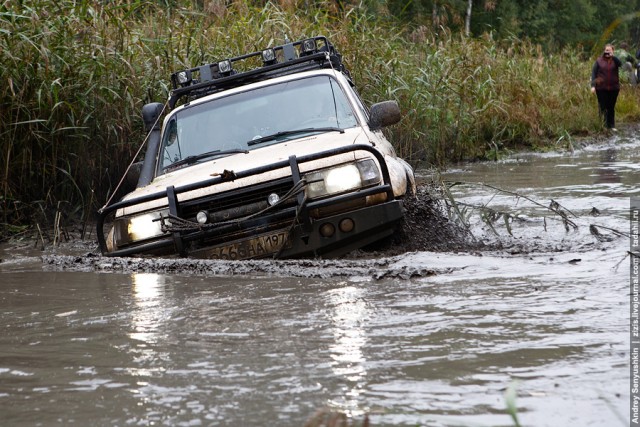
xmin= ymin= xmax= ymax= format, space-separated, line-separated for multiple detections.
xmin=385 ymin=0 xmax=640 ymax=53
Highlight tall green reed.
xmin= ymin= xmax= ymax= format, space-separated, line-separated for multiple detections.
xmin=0 ymin=0 xmax=617 ymax=234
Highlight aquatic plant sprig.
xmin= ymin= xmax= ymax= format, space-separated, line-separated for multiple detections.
xmin=446 ymin=181 xmax=579 ymax=231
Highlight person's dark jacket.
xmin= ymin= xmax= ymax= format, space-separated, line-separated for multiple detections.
xmin=591 ymin=55 xmax=622 ymax=91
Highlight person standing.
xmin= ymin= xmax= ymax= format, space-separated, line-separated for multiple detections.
xmin=591 ymin=44 xmax=622 ymax=131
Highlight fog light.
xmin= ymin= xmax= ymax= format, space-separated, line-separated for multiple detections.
xmin=267 ymin=193 xmax=280 ymax=206
xmin=319 ymin=222 xmax=336 ymax=237
xmin=339 ymin=218 xmax=354 ymax=233
xmin=196 ymin=211 xmax=209 ymax=224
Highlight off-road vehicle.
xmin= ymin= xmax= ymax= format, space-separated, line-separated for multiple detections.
xmin=97 ymin=36 xmax=415 ymax=260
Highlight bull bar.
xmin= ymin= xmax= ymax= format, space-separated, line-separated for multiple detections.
xmin=96 ymin=144 xmax=398 ymax=257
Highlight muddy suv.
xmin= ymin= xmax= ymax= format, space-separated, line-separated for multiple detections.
xmin=97 ymin=36 xmax=415 ymax=260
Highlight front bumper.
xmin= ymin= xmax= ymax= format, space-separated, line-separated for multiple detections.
xmin=97 ymin=144 xmax=404 ymax=260
xmin=187 ymin=200 xmax=404 ymax=260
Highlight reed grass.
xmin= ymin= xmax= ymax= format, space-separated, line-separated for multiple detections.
xmin=0 ymin=0 xmax=629 ymax=236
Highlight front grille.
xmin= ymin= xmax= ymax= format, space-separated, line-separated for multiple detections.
xmin=179 ymin=177 xmax=298 ymax=225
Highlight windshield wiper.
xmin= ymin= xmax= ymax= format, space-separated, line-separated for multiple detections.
xmin=247 ymin=127 xmax=344 ymax=146
xmin=165 ymin=148 xmax=249 ymax=171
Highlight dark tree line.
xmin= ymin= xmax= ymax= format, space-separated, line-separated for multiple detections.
xmin=384 ymin=0 xmax=640 ymax=53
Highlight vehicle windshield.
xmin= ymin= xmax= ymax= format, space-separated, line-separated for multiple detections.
xmin=158 ymin=75 xmax=359 ymax=172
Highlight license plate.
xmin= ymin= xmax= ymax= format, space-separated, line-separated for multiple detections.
xmin=203 ymin=231 xmax=289 ymax=260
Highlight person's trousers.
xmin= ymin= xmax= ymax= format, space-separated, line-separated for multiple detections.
xmin=595 ymin=89 xmax=619 ymax=128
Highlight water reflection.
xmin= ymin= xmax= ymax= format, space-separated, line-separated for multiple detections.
xmin=325 ymin=285 xmax=369 ymax=416
xmin=130 ymin=273 xmax=165 ymax=344
xmin=591 ymin=148 xmax=625 ymax=201
xmin=127 ymin=273 xmax=169 ymax=378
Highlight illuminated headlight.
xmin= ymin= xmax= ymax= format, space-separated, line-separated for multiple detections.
xmin=113 ymin=210 xmax=168 ymax=245
xmin=218 ymin=59 xmax=232 ymax=75
xmin=304 ymin=159 xmax=381 ymax=199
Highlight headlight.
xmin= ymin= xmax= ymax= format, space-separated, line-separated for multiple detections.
xmin=305 ymin=159 xmax=381 ymax=199
xmin=113 ymin=210 xmax=168 ymax=246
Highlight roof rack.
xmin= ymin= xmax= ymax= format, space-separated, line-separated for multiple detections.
xmin=168 ymin=36 xmax=350 ymax=108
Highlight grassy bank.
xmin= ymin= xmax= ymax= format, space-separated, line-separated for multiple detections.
xmin=1 ymin=0 xmax=639 ymax=237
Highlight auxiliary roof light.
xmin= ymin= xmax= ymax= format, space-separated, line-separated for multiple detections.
xmin=176 ymin=70 xmax=192 ymax=86
xmin=261 ymin=48 xmax=277 ymax=66
xmin=301 ymin=38 xmax=317 ymax=56
xmin=218 ymin=59 xmax=233 ymax=75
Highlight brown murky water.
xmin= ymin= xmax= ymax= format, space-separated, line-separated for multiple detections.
xmin=1 ymin=130 xmax=636 ymax=426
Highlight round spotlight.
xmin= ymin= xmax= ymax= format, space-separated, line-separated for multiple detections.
xmin=319 ymin=222 xmax=336 ymax=238
xmin=339 ymin=218 xmax=354 ymax=233
xmin=267 ymin=193 xmax=280 ymax=206
xmin=196 ymin=211 xmax=209 ymax=224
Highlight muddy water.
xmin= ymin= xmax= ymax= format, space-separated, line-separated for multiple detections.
xmin=1 ymin=130 xmax=637 ymax=426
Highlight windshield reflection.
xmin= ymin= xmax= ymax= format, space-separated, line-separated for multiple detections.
xmin=160 ymin=75 xmax=358 ymax=171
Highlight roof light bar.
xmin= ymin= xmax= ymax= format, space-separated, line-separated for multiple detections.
xmin=168 ymin=36 xmax=346 ymax=107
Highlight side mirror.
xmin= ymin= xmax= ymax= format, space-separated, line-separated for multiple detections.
xmin=369 ymin=100 xmax=401 ymax=130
